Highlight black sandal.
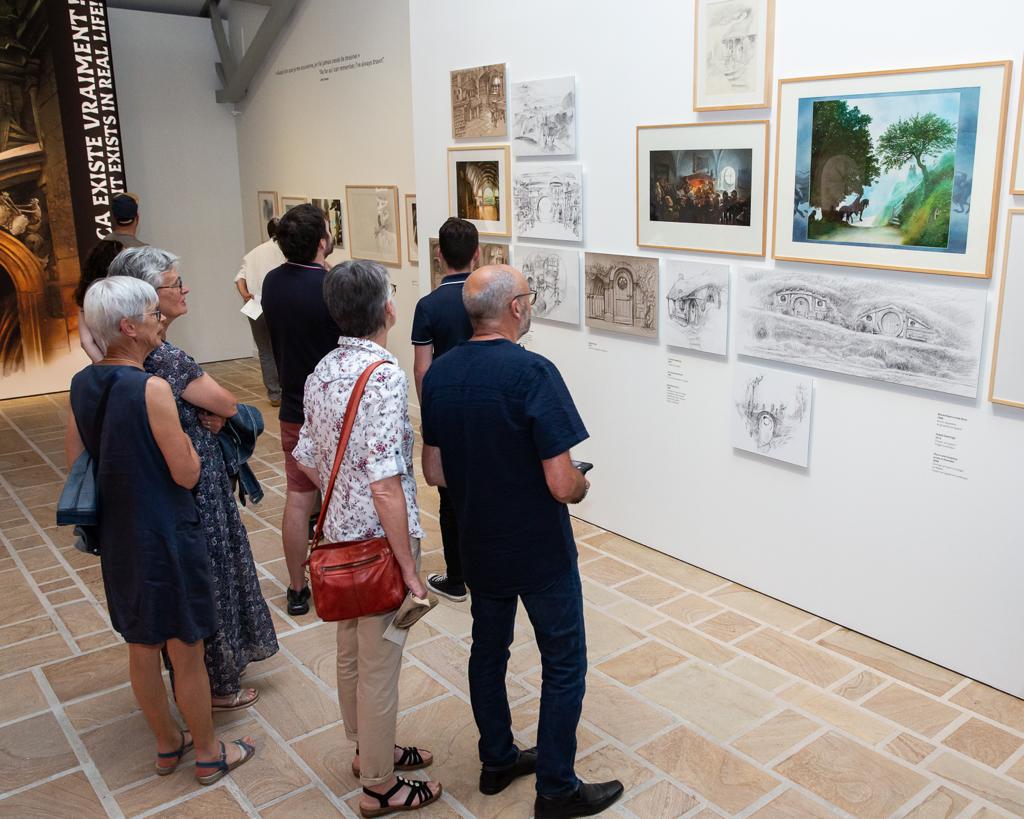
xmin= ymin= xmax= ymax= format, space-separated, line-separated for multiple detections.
xmin=359 ymin=776 xmax=442 ymax=818
xmin=351 ymin=744 xmax=432 ymax=777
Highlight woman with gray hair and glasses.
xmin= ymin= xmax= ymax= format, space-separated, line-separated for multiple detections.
xmin=65 ymin=276 xmax=255 ymax=784
xmin=108 ymin=247 xmax=278 ymax=711
xmin=291 ymin=260 xmax=441 ymax=816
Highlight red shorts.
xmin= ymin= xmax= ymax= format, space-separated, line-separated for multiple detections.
xmin=280 ymin=420 xmax=317 ymax=493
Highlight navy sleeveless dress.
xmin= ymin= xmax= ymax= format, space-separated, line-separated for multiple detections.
xmin=69 ymin=365 xmax=216 ymax=645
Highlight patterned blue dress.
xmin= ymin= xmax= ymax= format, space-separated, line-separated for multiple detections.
xmin=145 ymin=342 xmax=278 ymax=695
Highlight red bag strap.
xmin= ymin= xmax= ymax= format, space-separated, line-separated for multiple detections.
xmin=310 ymin=359 xmax=388 ymax=552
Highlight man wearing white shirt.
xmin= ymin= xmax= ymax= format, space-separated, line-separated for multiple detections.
xmin=236 ymin=218 xmax=285 ymax=406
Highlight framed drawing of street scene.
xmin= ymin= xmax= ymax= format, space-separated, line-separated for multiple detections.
xmin=450 ymin=63 xmax=507 ymax=139
xmin=693 ymin=0 xmax=774 ymax=111
xmin=637 ymin=120 xmax=768 ymax=256
xmin=773 ymin=61 xmax=1011 ymax=278
xmin=447 ymin=145 xmax=511 ymax=237
xmin=345 ymin=185 xmax=401 ymax=267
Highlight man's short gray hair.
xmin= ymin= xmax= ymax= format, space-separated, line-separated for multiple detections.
xmin=463 ymin=267 xmax=519 ymax=325
xmin=108 ymin=246 xmax=179 ymax=289
xmin=323 ymin=260 xmax=390 ymax=338
xmin=83 ymin=276 xmax=158 ymax=355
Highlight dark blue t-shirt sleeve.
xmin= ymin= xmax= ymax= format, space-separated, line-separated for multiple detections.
xmin=525 ymin=358 xmax=588 ymax=460
xmin=411 ymin=299 xmax=433 ymax=346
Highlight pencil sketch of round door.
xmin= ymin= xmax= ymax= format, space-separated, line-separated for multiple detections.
xmin=792 ymin=294 xmax=810 ymax=317
xmin=879 ymin=310 xmax=904 ymax=336
xmin=611 ymin=268 xmax=633 ymax=325
xmin=536 ymin=195 xmax=554 ymax=223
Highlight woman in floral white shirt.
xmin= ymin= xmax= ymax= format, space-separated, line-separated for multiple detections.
xmin=293 ymin=260 xmax=441 ymax=817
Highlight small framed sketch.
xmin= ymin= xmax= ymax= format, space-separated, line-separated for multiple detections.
xmin=312 ymin=198 xmax=344 ymax=249
xmin=732 ymin=363 xmax=812 ymax=468
xmin=1010 ymin=65 xmax=1024 ymax=194
xmin=693 ymin=0 xmax=774 ymax=111
xmin=664 ymin=260 xmax=729 ymax=355
xmin=990 ymin=209 xmax=1024 ymax=408
xmin=281 ymin=195 xmax=308 ymax=212
xmin=479 ymin=242 xmax=509 ymax=268
xmin=447 ymin=145 xmax=511 ymax=237
xmin=450 ymin=63 xmax=507 ymax=139
xmin=584 ymin=252 xmax=659 ymax=338
xmin=511 ymin=76 xmax=576 ymax=156
xmin=637 ymin=120 xmax=768 ymax=256
xmin=514 ymin=163 xmax=582 ymax=242
xmin=257 ymin=191 xmax=279 ymax=240
xmin=774 ymin=61 xmax=1011 ymax=278
xmin=513 ymin=245 xmax=580 ymax=326
xmin=428 ymin=237 xmax=443 ymax=290
xmin=345 ymin=185 xmax=401 ymax=267
xmin=405 ymin=194 xmax=418 ymax=264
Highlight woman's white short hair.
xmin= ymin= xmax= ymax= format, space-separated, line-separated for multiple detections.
xmin=107 ymin=246 xmax=179 ymax=289
xmin=83 ymin=276 xmax=158 ymax=355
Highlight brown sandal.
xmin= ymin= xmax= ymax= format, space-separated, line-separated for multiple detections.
xmin=351 ymin=744 xmax=431 ymax=778
xmin=359 ymin=777 xmax=441 ymax=818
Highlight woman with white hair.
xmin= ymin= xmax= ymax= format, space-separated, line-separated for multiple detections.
xmin=108 ymin=246 xmax=278 ymax=711
xmin=65 ymin=276 xmax=255 ymax=784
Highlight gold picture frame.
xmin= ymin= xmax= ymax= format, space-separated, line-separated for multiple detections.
xmin=989 ymin=209 xmax=1024 ymax=408
xmin=772 ymin=61 xmax=1011 ymax=278
xmin=1009 ymin=59 xmax=1024 ymax=195
xmin=405 ymin=194 xmax=418 ymax=265
xmin=693 ymin=0 xmax=775 ymax=112
xmin=256 ymin=191 xmax=278 ymax=241
xmin=636 ymin=120 xmax=769 ymax=257
xmin=345 ymin=185 xmax=402 ymax=267
xmin=446 ymin=145 xmax=511 ymax=237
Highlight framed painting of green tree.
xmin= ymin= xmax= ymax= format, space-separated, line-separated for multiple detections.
xmin=773 ymin=62 xmax=1011 ymax=278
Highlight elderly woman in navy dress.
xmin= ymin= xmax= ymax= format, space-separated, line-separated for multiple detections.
xmin=66 ymin=276 xmax=254 ymax=783
xmin=110 ymin=247 xmax=278 ymax=710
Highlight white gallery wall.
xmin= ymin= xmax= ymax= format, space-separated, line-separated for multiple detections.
xmin=108 ymin=9 xmax=250 ymax=364
xmin=230 ymin=0 xmax=419 ymax=375
xmin=410 ymin=0 xmax=1024 ymax=696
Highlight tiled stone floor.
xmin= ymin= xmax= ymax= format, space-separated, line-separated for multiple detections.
xmin=2 ymin=357 xmax=1024 ymax=817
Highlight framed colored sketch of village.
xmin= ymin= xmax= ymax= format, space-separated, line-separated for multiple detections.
xmin=773 ymin=61 xmax=1011 ymax=278
xmin=637 ymin=120 xmax=768 ymax=256
xmin=693 ymin=0 xmax=774 ymax=111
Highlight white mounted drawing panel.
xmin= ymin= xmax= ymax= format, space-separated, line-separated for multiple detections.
xmin=990 ymin=209 xmax=1024 ymax=407
xmin=410 ymin=0 xmax=1024 ymax=697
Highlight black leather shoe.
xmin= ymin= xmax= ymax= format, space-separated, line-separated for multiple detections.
xmin=479 ymin=746 xmax=537 ymax=795
xmin=287 ymin=585 xmax=310 ymax=616
xmin=534 ymin=780 xmax=624 ymax=818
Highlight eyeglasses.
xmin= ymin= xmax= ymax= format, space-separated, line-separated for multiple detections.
xmin=511 ymin=290 xmax=538 ymax=306
xmin=144 ymin=308 xmax=163 ymax=322
xmin=157 ymin=277 xmax=184 ymax=291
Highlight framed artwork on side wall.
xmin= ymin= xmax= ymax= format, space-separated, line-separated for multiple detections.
xmin=345 ymin=185 xmax=401 ymax=267
xmin=257 ymin=191 xmax=279 ymax=241
xmin=405 ymin=194 xmax=418 ymax=264
xmin=732 ymin=363 xmax=813 ymax=468
xmin=281 ymin=196 xmax=309 ymax=212
xmin=989 ymin=209 xmax=1024 ymax=408
xmin=773 ymin=61 xmax=1011 ymax=278
xmin=693 ymin=0 xmax=775 ymax=111
xmin=584 ymin=252 xmax=659 ymax=338
xmin=514 ymin=163 xmax=583 ymax=242
xmin=312 ymin=198 xmax=344 ymax=249
xmin=637 ymin=120 xmax=768 ymax=256
xmin=664 ymin=259 xmax=730 ymax=355
xmin=450 ymin=63 xmax=507 ymax=139
xmin=427 ymin=237 xmax=509 ymax=290
xmin=447 ymin=145 xmax=511 ymax=237
xmin=513 ymin=245 xmax=581 ymax=326
xmin=511 ymin=76 xmax=576 ymax=156
xmin=1010 ymin=62 xmax=1024 ymax=194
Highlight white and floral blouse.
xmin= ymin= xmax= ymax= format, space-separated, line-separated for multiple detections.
xmin=293 ymin=337 xmax=425 ymax=544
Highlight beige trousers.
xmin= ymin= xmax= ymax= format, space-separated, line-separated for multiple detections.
xmin=335 ymin=538 xmax=419 ymax=787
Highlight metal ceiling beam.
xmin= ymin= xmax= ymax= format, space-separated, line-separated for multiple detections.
xmin=210 ymin=0 xmax=298 ymax=104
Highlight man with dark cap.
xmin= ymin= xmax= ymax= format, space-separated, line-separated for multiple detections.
xmin=101 ymin=192 xmax=145 ymax=247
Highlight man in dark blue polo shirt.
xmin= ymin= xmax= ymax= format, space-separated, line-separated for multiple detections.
xmin=420 ymin=265 xmax=623 ymax=818
xmin=410 ymin=217 xmax=479 ymax=603
xmin=261 ymin=204 xmax=339 ymax=615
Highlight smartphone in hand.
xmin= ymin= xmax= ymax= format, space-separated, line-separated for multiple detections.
xmin=572 ymin=460 xmax=594 ymax=475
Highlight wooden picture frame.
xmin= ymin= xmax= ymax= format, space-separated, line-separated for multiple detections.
xmin=257 ymin=191 xmax=279 ymax=241
xmin=693 ymin=0 xmax=775 ymax=112
xmin=773 ymin=61 xmax=1011 ymax=279
xmin=447 ymin=145 xmax=511 ymax=237
xmin=637 ymin=120 xmax=768 ymax=257
xmin=345 ymin=185 xmax=401 ymax=267
xmin=989 ymin=209 xmax=1024 ymax=408
xmin=405 ymin=194 xmax=418 ymax=264
xmin=1010 ymin=59 xmax=1024 ymax=195
xmin=280 ymin=196 xmax=308 ymax=212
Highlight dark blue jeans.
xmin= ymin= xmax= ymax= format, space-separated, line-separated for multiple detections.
xmin=468 ymin=567 xmax=586 ymax=798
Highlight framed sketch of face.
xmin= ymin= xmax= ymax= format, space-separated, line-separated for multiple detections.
xmin=405 ymin=194 xmax=419 ymax=264
xmin=693 ymin=0 xmax=775 ymax=111
xmin=346 ymin=185 xmax=401 ymax=267
xmin=257 ymin=191 xmax=279 ymax=241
